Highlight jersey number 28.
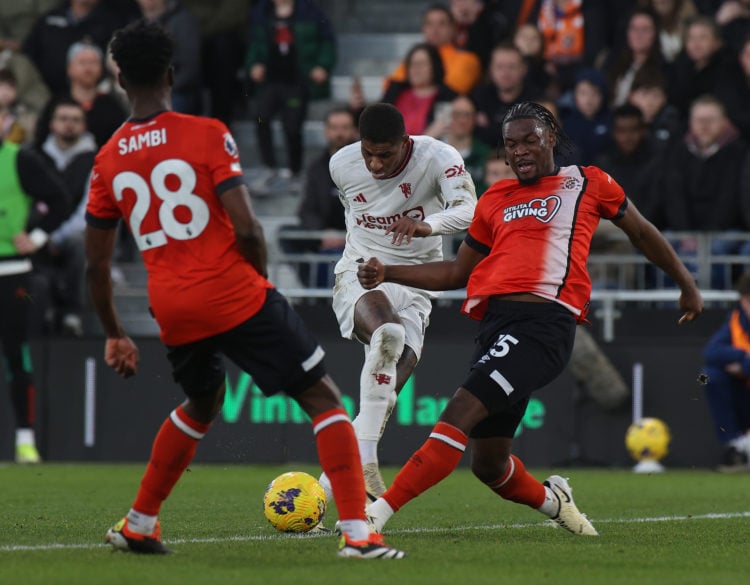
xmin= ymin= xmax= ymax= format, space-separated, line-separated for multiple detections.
xmin=113 ymin=158 xmax=209 ymax=251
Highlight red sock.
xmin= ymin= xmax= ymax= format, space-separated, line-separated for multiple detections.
xmin=485 ymin=454 xmax=545 ymax=508
xmin=383 ymin=421 xmax=467 ymax=512
xmin=132 ymin=406 xmax=211 ymax=516
xmin=312 ymin=408 xmax=366 ymax=522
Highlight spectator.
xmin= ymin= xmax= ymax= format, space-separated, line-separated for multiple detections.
xmin=595 ymin=103 xmax=663 ymax=224
xmin=388 ymin=4 xmax=482 ymax=96
xmin=482 ymin=148 xmax=515 ymax=187
xmin=628 ymin=71 xmax=685 ymax=151
xmin=716 ymin=33 xmax=750 ymax=143
xmin=136 ymin=0 xmax=203 ymax=114
xmin=183 ymin=0 xmax=252 ymax=125
xmin=604 ymin=7 xmax=669 ymax=107
xmin=657 ymin=95 xmax=750 ymax=288
xmin=714 ymin=0 xmax=750 ymax=52
xmin=513 ymin=22 xmax=556 ymax=100
xmin=278 ymin=107 xmax=357 ymax=288
xmin=668 ymin=15 xmax=739 ymax=117
xmin=0 ymin=103 xmax=69 ymax=463
xmin=450 ymin=0 xmax=509 ymax=69
xmin=35 ymin=99 xmax=96 ymax=336
xmin=22 ymin=0 xmax=125 ymax=95
xmin=701 ymin=271 xmax=750 ymax=471
xmin=470 ymin=42 xmax=544 ymax=148
xmin=559 ymin=67 xmax=611 ymax=165
xmin=640 ymin=0 xmax=698 ymax=62
xmin=35 ymin=41 xmax=127 ymax=149
xmin=245 ymin=0 xmax=336 ymax=195
xmin=382 ymin=43 xmax=457 ymax=136
xmin=0 ymin=1 xmax=59 ymax=49
xmin=537 ymin=0 xmax=586 ymax=91
xmin=0 ymin=70 xmax=27 ymax=144
xmin=434 ymin=95 xmax=492 ymax=194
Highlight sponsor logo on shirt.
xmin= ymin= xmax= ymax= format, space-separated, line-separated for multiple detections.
xmin=503 ymin=196 xmax=561 ymax=224
xmin=354 ymin=206 xmax=425 ymax=229
xmin=444 ymin=164 xmax=466 ymax=178
xmin=399 ymin=183 xmax=412 ymax=198
xmin=224 ymin=132 xmax=238 ymax=157
xmin=353 ymin=193 xmax=367 ymax=203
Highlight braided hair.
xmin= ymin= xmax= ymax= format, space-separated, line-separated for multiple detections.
xmin=501 ymin=101 xmax=574 ymax=158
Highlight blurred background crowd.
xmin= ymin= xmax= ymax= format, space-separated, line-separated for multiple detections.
xmin=1 ymin=0 xmax=749 ymax=337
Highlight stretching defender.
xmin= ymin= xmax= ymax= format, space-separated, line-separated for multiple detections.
xmin=85 ymin=20 xmax=404 ymax=559
xmin=357 ymin=102 xmax=703 ymax=535
xmin=320 ymin=103 xmax=476 ymax=501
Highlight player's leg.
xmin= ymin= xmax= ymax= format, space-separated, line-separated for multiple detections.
xmin=703 ymin=366 xmax=750 ymax=468
xmin=106 ymin=340 xmax=226 ymax=554
xmin=0 ymin=272 xmax=40 ymax=463
xmin=367 ymin=387 xmax=486 ymax=531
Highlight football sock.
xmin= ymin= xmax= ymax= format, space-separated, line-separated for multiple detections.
xmin=352 ymin=324 xmax=405 ymax=456
xmin=312 ymin=408 xmax=367 ymax=529
xmin=125 ymin=509 xmax=158 ymax=536
xmin=132 ymin=406 xmax=211 ymax=517
xmin=10 ymin=380 xmax=35 ymax=428
xmin=485 ymin=454 xmax=547 ymax=510
xmin=381 ymin=421 xmax=467 ymax=513
xmin=15 ymin=427 xmax=36 ymax=448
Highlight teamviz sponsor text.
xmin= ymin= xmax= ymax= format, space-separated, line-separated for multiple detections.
xmin=354 ymin=206 xmax=425 ymax=230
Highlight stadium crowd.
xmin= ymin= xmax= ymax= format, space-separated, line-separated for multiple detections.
xmin=0 ymin=0 xmax=748 ymax=340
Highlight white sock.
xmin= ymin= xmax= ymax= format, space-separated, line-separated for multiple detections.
xmin=358 ymin=438 xmax=379 ymax=465
xmin=538 ymin=486 xmax=560 ymax=518
xmin=368 ymin=497 xmax=395 ymax=533
xmin=16 ymin=428 xmax=35 ymax=447
xmin=338 ymin=519 xmax=369 ymax=541
xmin=352 ymin=324 xmax=405 ymax=443
xmin=126 ymin=509 xmax=158 ymax=535
xmin=318 ymin=471 xmax=333 ymax=504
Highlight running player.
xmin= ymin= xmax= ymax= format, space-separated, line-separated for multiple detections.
xmin=319 ymin=103 xmax=476 ymax=501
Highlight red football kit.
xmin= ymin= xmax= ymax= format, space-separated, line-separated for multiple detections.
xmin=86 ymin=111 xmax=271 ymax=345
xmin=463 ymin=165 xmax=627 ymax=322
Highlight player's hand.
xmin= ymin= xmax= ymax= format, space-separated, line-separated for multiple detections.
xmin=105 ymin=336 xmax=139 ymax=378
xmin=677 ymin=287 xmax=703 ymax=325
xmin=357 ymin=257 xmax=385 ymax=289
xmin=384 ymin=217 xmax=432 ymax=245
xmin=12 ymin=232 xmax=37 ymax=255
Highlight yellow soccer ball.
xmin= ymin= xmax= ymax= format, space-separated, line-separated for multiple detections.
xmin=625 ymin=418 xmax=671 ymax=462
xmin=263 ymin=471 xmax=327 ymax=533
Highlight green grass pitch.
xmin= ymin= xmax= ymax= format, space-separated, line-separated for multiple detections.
xmin=2 ymin=463 xmax=750 ymax=585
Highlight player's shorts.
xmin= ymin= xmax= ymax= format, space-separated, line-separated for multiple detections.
xmin=332 ymin=269 xmax=432 ymax=359
xmin=166 ymin=288 xmax=326 ymax=398
xmin=464 ymin=298 xmax=576 ymax=439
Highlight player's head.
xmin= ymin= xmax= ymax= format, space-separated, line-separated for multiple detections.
xmin=109 ymin=19 xmax=174 ymax=92
xmin=501 ymin=101 xmax=570 ymax=184
xmin=358 ymin=103 xmax=410 ymax=180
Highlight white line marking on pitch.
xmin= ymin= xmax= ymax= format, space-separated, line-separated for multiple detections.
xmin=2 ymin=511 xmax=749 ymax=553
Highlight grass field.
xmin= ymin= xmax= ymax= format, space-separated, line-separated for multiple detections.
xmin=2 ymin=463 xmax=749 ymax=585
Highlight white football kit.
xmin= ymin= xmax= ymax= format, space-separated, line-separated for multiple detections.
xmin=329 ymin=135 xmax=477 ymax=357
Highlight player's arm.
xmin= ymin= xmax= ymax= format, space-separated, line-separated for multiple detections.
xmin=613 ymin=199 xmax=703 ymax=323
xmin=358 ymin=241 xmax=485 ymax=291
xmin=220 ymin=184 xmax=268 ymax=278
xmin=85 ymin=223 xmax=138 ymax=378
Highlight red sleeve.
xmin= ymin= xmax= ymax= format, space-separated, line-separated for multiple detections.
xmin=205 ymin=120 xmax=244 ymax=194
xmin=85 ymin=156 xmax=121 ymax=225
xmin=586 ymin=166 xmax=627 ymax=220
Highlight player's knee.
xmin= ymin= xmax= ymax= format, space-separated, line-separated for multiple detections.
xmin=471 ymin=454 xmax=509 ymax=484
xmin=370 ymin=322 xmax=406 ymax=363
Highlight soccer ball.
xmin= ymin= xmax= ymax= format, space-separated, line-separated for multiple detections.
xmin=625 ymin=417 xmax=671 ymax=462
xmin=263 ymin=471 xmax=327 ymax=533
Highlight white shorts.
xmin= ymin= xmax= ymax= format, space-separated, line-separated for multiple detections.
xmin=332 ymin=270 xmax=433 ymax=359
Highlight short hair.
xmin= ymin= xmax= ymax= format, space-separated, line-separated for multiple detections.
xmin=630 ymin=71 xmax=667 ymax=93
xmin=51 ymin=97 xmax=85 ymax=116
xmin=425 ymin=4 xmax=454 ymax=23
xmin=324 ymin=107 xmax=356 ymax=125
xmin=358 ymin=103 xmax=405 ymax=143
xmin=502 ymin=101 xmax=573 ymax=156
xmin=109 ymin=19 xmax=174 ymax=87
xmin=612 ymin=103 xmax=644 ymax=124
xmin=67 ymin=41 xmax=103 ymax=65
xmin=690 ymin=94 xmax=727 ymax=117
xmin=405 ymin=42 xmax=445 ymax=85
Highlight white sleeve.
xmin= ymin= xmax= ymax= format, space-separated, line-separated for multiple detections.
xmin=423 ymin=143 xmax=477 ymax=235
